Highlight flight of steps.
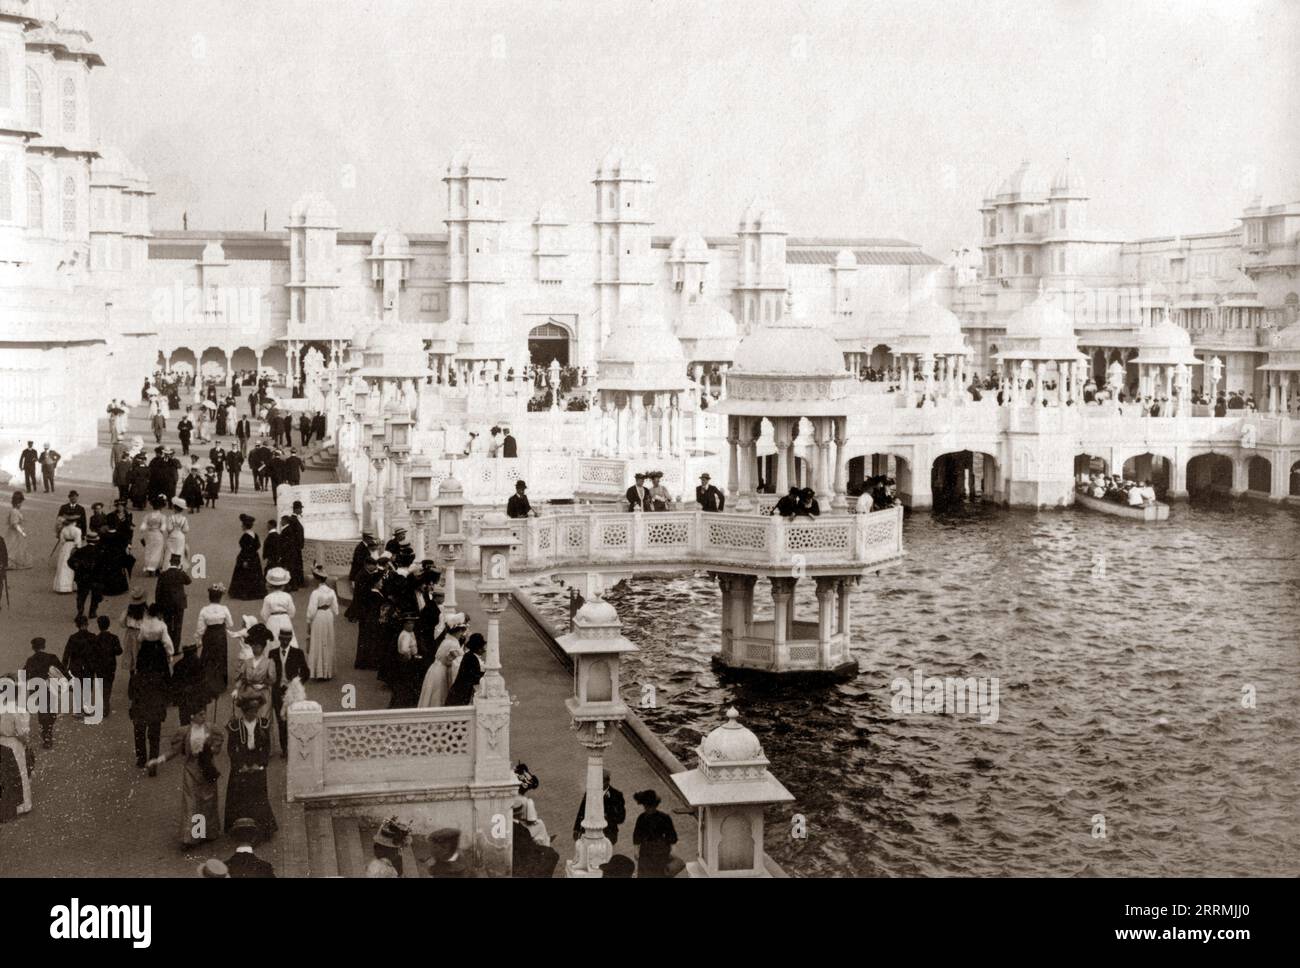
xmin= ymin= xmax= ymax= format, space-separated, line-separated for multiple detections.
xmin=283 ymin=801 xmax=431 ymax=877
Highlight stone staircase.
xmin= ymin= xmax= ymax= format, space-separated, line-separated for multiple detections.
xmin=282 ymin=802 xmax=434 ymax=878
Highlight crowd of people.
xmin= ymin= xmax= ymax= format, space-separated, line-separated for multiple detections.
xmin=1077 ymin=473 xmax=1159 ymax=507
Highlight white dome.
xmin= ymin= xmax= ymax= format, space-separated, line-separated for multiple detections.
xmin=596 ymin=146 xmax=652 ymax=182
xmin=733 ymin=321 xmax=844 ymax=376
xmin=1050 ymin=156 xmax=1086 ymax=196
xmin=436 ymin=475 xmax=463 ymax=499
xmin=91 ymin=146 xmax=130 ymax=183
xmin=1006 ymin=291 xmax=1075 ymax=340
xmin=740 ymin=196 xmax=786 ymax=234
xmin=291 ymin=193 xmax=338 ymax=226
xmin=574 ymin=599 xmax=619 ymax=627
xmin=370 ymin=229 xmax=410 ymax=260
xmin=1138 ymin=320 xmax=1192 ymax=349
xmin=599 ymin=307 xmax=685 ymax=365
xmin=892 ymin=298 xmax=969 ymax=356
xmin=998 ymin=160 xmax=1050 ymax=198
xmin=446 ymin=142 xmax=502 ymax=178
xmin=700 ymin=708 xmax=765 ymax=763
xmin=670 ymin=233 xmax=710 ymax=263
xmin=676 ymin=300 xmax=738 ymax=341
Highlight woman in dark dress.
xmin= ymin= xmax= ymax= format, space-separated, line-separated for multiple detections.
xmin=181 ymin=469 xmax=204 ymax=513
xmin=225 ymin=694 xmax=277 ymax=840
xmin=443 ymin=633 xmax=486 ymax=706
xmin=631 ymin=789 xmax=679 ymax=878
xmin=128 ymin=458 xmax=150 ymax=510
xmin=228 ymin=514 xmax=266 ymax=600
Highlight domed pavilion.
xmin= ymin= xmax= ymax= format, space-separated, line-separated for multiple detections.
xmin=713 ymin=312 xmax=854 ymax=510
xmin=594 ymin=305 xmax=689 ymax=459
xmin=995 ymin=290 xmax=1087 ymax=405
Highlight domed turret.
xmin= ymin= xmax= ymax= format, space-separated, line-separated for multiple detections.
xmin=290 ymin=193 xmax=338 ymax=228
xmin=1049 ymin=156 xmax=1087 ymax=198
xmin=732 ymin=319 xmax=844 ymax=376
xmin=997 ymin=290 xmax=1080 ymax=360
xmin=446 ymin=142 xmax=503 ymax=179
xmin=997 ymin=160 xmax=1049 ymax=199
xmin=370 ymin=229 xmax=411 ymax=261
xmin=699 ymin=707 xmax=766 ymax=764
xmin=890 ymin=297 xmax=970 ymax=357
xmin=669 ymin=232 xmax=710 ymax=264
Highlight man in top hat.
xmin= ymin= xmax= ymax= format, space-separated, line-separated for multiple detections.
xmin=285 ymin=447 xmax=304 ymax=487
xmin=284 ymin=501 xmax=306 ymax=591
xmin=156 ymin=553 xmax=192 ymax=647
xmin=226 ymin=817 xmax=275 ymax=878
xmin=57 ymin=490 xmax=88 ymax=537
xmin=68 ymin=531 xmax=104 ymax=619
xmin=427 ymin=827 xmax=470 ymax=877
xmin=18 ymin=441 xmax=38 ymax=492
xmin=695 ymin=472 xmax=725 ymax=512
xmin=506 ymin=480 xmax=535 ymax=519
xmin=625 ymin=473 xmax=651 ymax=512
xmin=268 ymin=626 xmax=309 ymax=756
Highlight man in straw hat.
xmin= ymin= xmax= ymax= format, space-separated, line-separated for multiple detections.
xmin=695 ymin=472 xmax=725 ymax=512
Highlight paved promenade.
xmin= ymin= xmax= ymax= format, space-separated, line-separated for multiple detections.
xmin=1 ymin=424 xmax=697 ymax=876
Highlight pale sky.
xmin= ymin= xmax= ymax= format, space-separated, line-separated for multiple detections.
xmin=81 ymin=0 xmax=1300 ymax=257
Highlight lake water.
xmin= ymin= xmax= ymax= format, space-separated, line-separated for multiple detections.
xmin=522 ymin=498 xmax=1300 ymax=877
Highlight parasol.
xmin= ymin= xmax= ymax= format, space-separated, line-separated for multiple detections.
xmin=201 ymin=399 xmax=217 ymax=410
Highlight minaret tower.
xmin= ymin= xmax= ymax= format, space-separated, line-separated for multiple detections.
xmin=593 ymin=147 xmax=653 ymax=340
xmin=443 ymin=143 xmax=505 ymax=330
xmin=733 ymin=197 xmax=788 ymax=335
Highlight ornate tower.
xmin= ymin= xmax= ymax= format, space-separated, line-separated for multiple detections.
xmin=593 ymin=147 xmax=653 ymax=341
xmin=733 ymin=197 xmax=788 ymax=335
xmin=287 ymin=192 xmax=340 ymax=334
xmin=443 ymin=143 xmax=505 ymax=330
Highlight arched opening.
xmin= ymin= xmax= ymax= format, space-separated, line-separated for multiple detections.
xmin=847 ymin=453 xmax=909 ymax=507
xmin=167 ymin=347 xmax=197 ymax=376
xmin=1247 ymin=456 xmax=1271 ymax=493
xmin=718 ymin=813 xmax=755 ymax=872
xmin=231 ymin=346 xmax=258 ymax=385
xmin=1290 ymin=460 xmax=1300 ymax=497
xmin=527 ymin=320 xmax=572 ymax=368
xmin=931 ymin=450 xmax=998 ymax=506
xmin=1121 ymin=452 xmax=1171 ymax=497
xmin=199 ymin=346 xmax=227 ymax=384
xmin=1074 ymin=453 xmax=1108 ymax=476
xmin=585 ymin=659 xmax=612 ymax=704
xmin=259 ymin=345 xmax=288 ymax=384
xmin=1124 ymin=349 xmax=1139 ymax=397
xmin=868 ymin=342 xmax=891 ymax=371
xmin=1186 ymin=453 xmax=1233 ymax=497
xmin=1092 ymin=348 xmax=1107 ymax=382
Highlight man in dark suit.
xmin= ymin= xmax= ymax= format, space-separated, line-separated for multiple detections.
xmin=268 ymin=449 xmax=286 ymax=501
xmin=506 ymin=480 xmax=534 ymax=518
xmin=501 ymin=427 xmax=518 ymax=458
xmin=310 ymin=410 xmax=327 ymax=443
xmin=235 ymin=416 xmax=252 ymax=456
xmin=155 ymin=553 xmax=191 ymax=647
xmin=225 ymin=448 xmax=244 ymax=493
xmin=695 ymin=473 xmax=725 ymax=512
xmin=248 ymin=441 xmax=269 ymax=491
xmin=348 ymin=532 xmax=376 ymax=585
xmin=226 ymin=818 xmax=276 ymax=877
xmin=284 ymin=502 xmax=306 ymax=590
xmin=56 ymin=490 xmax=88 ymax=536
xmin=68 ymin=532 xmax=104 ymax=619
xmin=625 ymin=473 xmax=651 ymax=512
xmin=298 ymin=413 xmax=311 ymax=448
xmin=176 ymin=411 xmax=194 ymax=456
xmin=19 ymin=441 xmax=38 ymax=492
xmin=773 ymin=486 xmax=801 ymax=517
xmin=208 ymin=443 xmax=226 ymax=472
xmin=268 ymin=627 xmax=310 ymax=755
xmin=262 ymin=520 xmax=285 ymax=573
xmin=285 ymin=448 xmax=304 ymax=487
xmin=572 ymin=769 xmax=627 ymax=845
xmin=23 ymin=637 xmax=67 ymax=748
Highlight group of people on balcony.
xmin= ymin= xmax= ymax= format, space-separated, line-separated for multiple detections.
xmin=462 ymin=425 xmax=518 ymax=458
xmin=1077 ymin=473 xmax=1159 ymax=507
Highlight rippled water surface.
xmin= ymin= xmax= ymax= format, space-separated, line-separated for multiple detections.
xmin=523 ymin=499 xmax=1300 ymax=877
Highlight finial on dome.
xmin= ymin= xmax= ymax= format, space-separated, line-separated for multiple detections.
xmin=723 ymin=707 xmax=741 ymax=727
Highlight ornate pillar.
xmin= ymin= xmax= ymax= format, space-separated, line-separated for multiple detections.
xmin=770 ymin=577 xmax=794 ymax=671
xmin=832 ymin=417 xmax=849 ymax=510
xmin=726 ymin=423 xmax=740 ymax=505
xmin=774 ymin=419 xmax=791 ymax=496
xmin=814 ymin=576 xmax=837 ymax=670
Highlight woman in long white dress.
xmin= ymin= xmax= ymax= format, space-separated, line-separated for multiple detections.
xmin=305 ymin=567 xmax=338 ymax=680
xmin=417 ymin=616 xmax=468 ymax=708
xmin=52 ymin=517 xmax=82 ymax=593
xmin=0 ymin=686 xmax=33 ymax=822
xmin=140 ymin=497 xmax=167 ymax=575
xmin=164 ymin=499 xmax=190 ymax=563
xmin=260 ymin=567 xmax=298 ymax=648
xmin=5 ymin=492 xmax=32 ymax=570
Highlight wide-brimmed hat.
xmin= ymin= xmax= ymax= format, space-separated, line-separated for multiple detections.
xmin=373 ymin=817 xmax=411 ymax=849
xmin=265 ymin=567 xmax=290 ymax=587
xmin=312 ymin=564 xmax=328 ymax=580
xmin=699 ymin=473 xmax=710 ymax=480
xmin=197 ymin=859 xmax=229 ymax=878
xmin=171 ymin=497 xmax=186 ymax=510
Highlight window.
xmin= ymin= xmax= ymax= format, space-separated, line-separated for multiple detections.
xmin=62 ymin=77 xmax=76 ymax=133
xmin=27 ymin=68 xmax=41 ymax=128
xmin=607 ymin=189 xmax=614 ymax=209
xmin=1055 ymin=250 xmax=1064 ymax=273
xmin=95 ymin=193 xmax=105 ymax=220
xmin=1022 ymin=215 xmax=1032 ymax=233
xmin=122 ymin=241 xmax=131 ymax=271
xmin=420 ymin=292 xmax=434 ymax=312
xmin=62 ymin=175 xmax=76 ymax=233
xmin=0 ymin=159 xmax=11 ymax=221
xmin=457 ymin=187 xmax=465 ymax=207
xmin=456 ymin=232 xmax=464 ymax=255
xmin=26 ymin=167 xmax=41 ymax=230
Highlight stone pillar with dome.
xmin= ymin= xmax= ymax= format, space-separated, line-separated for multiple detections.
xmin=712 ymin=312 xmax=855 ymax=511
xmin=1130 ymin=313 xmax=1201 ymax=416
xmin=888 ymin=297 xmax=974 ymax=406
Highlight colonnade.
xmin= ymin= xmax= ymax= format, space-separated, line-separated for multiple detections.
xmin=596 ymin=390 xmax=685 ymax=458
xmin=997 ymin=357 xmax=1089 ymax=406
xmin=726 ymin=414 xmax=849 ymax=510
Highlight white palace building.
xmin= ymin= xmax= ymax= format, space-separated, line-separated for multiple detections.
xmin=3 ymin=0 xmax=1300 ymax=509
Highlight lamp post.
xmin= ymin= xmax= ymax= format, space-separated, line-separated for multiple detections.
xmin=471 ymin=511 xmax=516 ymax=705
xmin=408 ymin=455 xmax=434 ymax=561
xmin=386 ymin=408 xmax=412 ymax=529
xmin=364 ymin=422 xmax=390 ymax=542
xmin=433 ymin=474 xmax=465 ymax=609
xmin=555 ymin=597 xmax=637 ymax=877
xmin=549 ymin=358 xmax=561 ymax=412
